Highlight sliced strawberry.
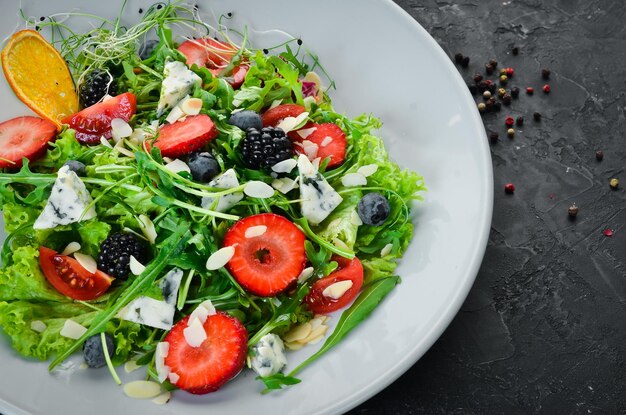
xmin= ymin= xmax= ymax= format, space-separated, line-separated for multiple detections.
xmin=261 ymin=104 xmax=306 ymax=127
xmin=164 ymin=312 xmax=247 ymax=394
xmin=153 ymin=114 xmax=218 ymax=158
xmin=62 ymin=92 xmax=136 ymax=145
xmin=293 ymin=123 xmax=347 ymax=169
xmin=223 ymin=213 xmax=306 ymax=297
xmin=0 ymin=116 xmax=56 ymax=168
xmin=178 ymin=38 xmax=237 ymax=69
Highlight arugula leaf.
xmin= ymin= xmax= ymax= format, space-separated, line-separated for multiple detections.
xmin=258 ymin=372 xmax=301 ymax=394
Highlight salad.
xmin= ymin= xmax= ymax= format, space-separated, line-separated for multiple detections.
xmin=0 ymin=1 xmax=425 ymax=402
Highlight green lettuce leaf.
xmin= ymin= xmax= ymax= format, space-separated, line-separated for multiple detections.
xmin=316 ymin=190 xmax=361 ymax=250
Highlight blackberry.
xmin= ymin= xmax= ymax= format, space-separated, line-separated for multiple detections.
xmin=79 ymin=69 xmax=117 ymax=108
xmin=83 ymin=333 xmax=114 ymax=368
xmin=241 ymin=127 xmax=293 ymax=169
xmin=97 ymin=233 xmax=148 ymax=280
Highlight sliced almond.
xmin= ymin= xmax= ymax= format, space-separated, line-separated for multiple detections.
xmin=283 ymin=322 xmax=312 ymax=343
xmin=297 ymin=126 xmax=317 ymax=139
xmin=244 ymin=181 xmax=275 ymax=199
xmin=30 ymin=320 xmax=47 ymax=333
xmin=306 ymin=334 xmax=326 ymax=345
xmin=74 ymin=252 xmax=98 ymax=274
xmin=320 ymin=136 xmax=333 ymax=147
xmin=183 ymin=317 xmax=207 ymax=348
xmin=311 ymin=157 xmax=321 ymax=170
xmin=100 ymin=136 xmax=113 ymax=148
xmin=357 ymin=164 xmax=378 ymax=177
xmin=61 ymin=241 xmax=81 ymax=256
xmin=285 ymin=341 xmax=305 ymax=351
xmin=123 ymin=380 xmax=162 ymax=399
xmin=180 ymin=97 xmax=203 ymax=115
xmin=301 ymin=324 xmax=329 ymax=344
xmin=245 ymin=225 xmax=267 ymax=238
xmin=111 ymin=118 xmax=133 ymax=139
xmin=152 ymin=391 xmax=171 ymax=405
xmin=164 ymin=159 xmax=191 ymax=174
xmin=297 ymin=266 xmax=314 ymax=284
xmin=124 ymin=359 xmax=142 ymax=373
xmin=272 ymin=177 xmax=299 ymax=194
xmin=322 ymin=280 xmax=353 ymax=300
xmin=301 ymin=140 xmax=319 ymax=160
xmin=350 ymin=210 xmax=363 ymax=226
xmin=341 ymin=172 xmax=367 ymax=187
xmin=206 ymin=246 xmax=235 ymax=270
xmin=309 ymin=316 xmax=324 ymax=331
xmin=168 ymin=372 xmax=180 ymax=384
xmin=271 ymin=158 xmax=298 ymax=173
xmin=60 ymin=319 xmax=87 ymax=339
xmin=332 ymin=237 xmax=350 ymax=252
xmin=138 ymin=214 xmax=157 ymax=245
xmin=165 ymin=106 xmax=185 ymax=124
xmin=380 ymin=243 xmax=393 ymax=257
xmin=269 ymin=99 xmax=282 ymax=110
xmin=129 ymin=255 xmax=146 ymax=275
xmin=276 ymin=111 xmax=309 ymax=133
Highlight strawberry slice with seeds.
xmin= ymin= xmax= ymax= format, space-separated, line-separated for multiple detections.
xmin=261 ymin=104 xmax=306 ymax=128
xmin=62 ymin=92 xmax=136 ymax=145
xmin=153 ymin=114 xmax=218 ymax=158
xmin=223 ymin=213 xmax=306 ymax=297
xmin=0 ymin=116 xmax=56 ymax=168
xmin=293 ymin=123 xmax=347 ymax=169
xmin=164 ymin=312 xmax=248 ymax=394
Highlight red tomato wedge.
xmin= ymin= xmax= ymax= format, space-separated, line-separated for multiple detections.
xmin=39 ymin=246 xmax=113 ymax=300
xmin=62 ymin=92 xmax=136 ymax=145
xmin=304 ymin=255 xmax=364 ymax=314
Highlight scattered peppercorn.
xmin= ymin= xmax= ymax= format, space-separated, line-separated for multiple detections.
xmin=461 ymin=56 xmax=470 ymax=68
xmin=542 ymin=68 xmax=551 ymax=79
xmin=498 ymin=88 xmax=506 ymax=97
xmin=504 ymin=183 xmax=515 ymax=194
xmin=477 ymin=80 xmax=488 ymax=93
xmin=156 ymin=4 xmax=163 ymax=9
xmin=488 ymin=82 xmax=497 ymax=93
xmin=493 ymin=102 xmax=502 ymax=112
xmin=526 ymin=87 xmax=534 ymax=95
xmin=516 ymin=116 xmax=524 ymax=126
xmin=505 ymin=116 xmax=515 ymax=127
xmin=500 ymin=68 xmax=507 ymax=76
xmin=506 ymin=67 xmax=514 ymax=77
xmin=543 ymin=84 xmax=551 ymax=93
xmin=483 ymin=90 xmax=492 ymax=99
xmin=595 ymin=150 xmax=604 ymax=161
xmin=511 ymin=86 xmax=520 ymax=98
xmin=568 ymin=204 xmax=579 ymax=219
xmin=486 ymin=100 xmax=494 ymax=111
xmin=228 ymin=12 xmax=233 ymax=17
xmin=603 ymin=229 xmax=614 ymax=237
xmin=609 ymin=178 xmax=619 ymax=190
xmin=474 ymin=73 xmax=483 ymax=83
xmin=489 ymin=131 xmax=499 ymax=144
xmin=502 ymin=93 xmax=512 ymax=105
xmin=35 ymin=26 xmax=40 ymax=31
xmin=454 ymin=53 xmax=464 ymax=64
xmin=533 ymin=111 xmax=542 ymax=121
xmin=507 ymin=128 xmax=515 ymax=138
xmin=485 ymin=63 xmax=495 ymax=75
xmin=489 ymin=59 xmax=498 ymax=68
xmin=499 ymin=75 xmax=508 ymax=84
xmin=477 ymin=102 xmax=487 ymax=112
xmin=512 ymin=46 xmax=519 ymax=55
xmin=468 ymin=84 xmax=478 ymax=95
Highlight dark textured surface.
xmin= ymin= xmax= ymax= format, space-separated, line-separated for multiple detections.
xmin=351 ymin=1 xmax=626 ymax=414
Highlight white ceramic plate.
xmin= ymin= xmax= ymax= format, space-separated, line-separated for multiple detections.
xmin=0 ymin=1 xmax=492 ymax=414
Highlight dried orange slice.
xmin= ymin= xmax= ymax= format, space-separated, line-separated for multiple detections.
xmin=1 ymin=30 xmax=78 ymax=129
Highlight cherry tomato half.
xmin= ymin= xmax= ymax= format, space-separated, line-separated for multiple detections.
xmin=39 ymin=246 xmax=113 ymax=301
xmin=304 ymin=255 xmax=364 ymax=314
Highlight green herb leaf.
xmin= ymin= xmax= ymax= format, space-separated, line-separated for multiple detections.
xmin=258 ymin=372 xmax=301 ymax=394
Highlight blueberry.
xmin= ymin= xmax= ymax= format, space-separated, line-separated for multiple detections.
xmin=139 ymin=39 xmax=159 ymax=60
xmin=357 ymin=192 xmax=391 ymax=226
xmin=63 ymin=160 xmax=86 ymax=176
xmin=83 ymin=333 xmax=115 ymax=368
xmin=188 ymin=152 xmax=220 ymax=182
xmin=228 ymin=110 xmax=262 ymax=131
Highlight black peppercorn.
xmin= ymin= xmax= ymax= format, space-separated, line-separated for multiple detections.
xmin=533 ymin=111 xmax=542 ymax=121
xmin=488 ymin=82 xmax=497 ymax=93
xmin=502 ymin=93 xmax=512 ymax=105
xmin=511 ymin=87 xmax=520 ymax=98
xmin=493 ymin=101 xmax=502 ymax=112
xmin=473 ymin=73 xmax=483 ymax=83
xmin=156 ymin=4 xmax=163 ymax=9
xmin=516 ymin=116 xmax=524 ymax=127
xmin=485 ymin=100 xmax=494 ymax=111
xmin=489 ymin=59 xmax=498 ymax=68
xmin=138 ymin=7 xmax=143 ymax=13
xmin=489 ymin=131 xmax=499 ymax=144
xmin=468 ymin=84 xmax=478 ymax=95
xmin=454 ymin=53 xmax=464 ymax=64
xmin=512 ymin=46 xmax=519 ymax=55
xmin=595 ymin=150 xmax=604 ymax=161
xmin=568 ymin=204 xmax=579 ymax=219
xmin=485 ymin=63 xmax=494 ymax=75
xmin=461 ymin=56 xmax=470 ymax=68
xmin=477 ymin=80 xmax=488 ymax=93
xmin=542 ymin=68 xmax=551 ymax=79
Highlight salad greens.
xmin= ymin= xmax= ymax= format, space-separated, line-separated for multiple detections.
xmin=0 ymin=0 xmax=425 ymax=395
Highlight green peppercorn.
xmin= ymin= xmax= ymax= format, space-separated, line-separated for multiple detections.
xmin=609 ymin=178 xmax=619 ymax=190
xmin=499 ymin=75 xmax=508 ymax=84
xmin=507 ymin=128 xmax=515 ymax=138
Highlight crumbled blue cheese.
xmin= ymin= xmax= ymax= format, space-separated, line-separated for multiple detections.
xmin=117 ymin=297 xmax=175 ymax=331
xmin=201 ymin=169 xmax=244 ymax=212
xmin=297 ymin=154 xmax=343 ymax=225
xmin=157 ymin=61 xmax=201 ymax=116
xmin=250 ymin=333 xmax=287 ymax=378
xmin=159 ymin=268 xmax=183 ymax=305
xmin=33 ymin=165 xmax=97 ymax=230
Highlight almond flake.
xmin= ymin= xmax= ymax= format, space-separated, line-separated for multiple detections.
xmin=138 ymin=215 xmax=157 ymax=245
xmin=341 ymin=172 xmax=367 ymax=187
xmin=271 ymin=158 xmax=298 ymax=173
xmin=285 ymin=341 xmax=305 ymax=351
xmin=357 ymin=164 xmax=378 ymax=177
xmin=320 ymin=136 xmax=333 ymax=147
xmin=297 ymin=127 xmax=317 ymax=139
xmin=123 ymin=380 xmax=162 ymax=399
xmin=129 ymin=255 xmax=146 ymax=276
xmin=301 ymin=140 xmax=319 ymax=159
xmin=309 ymin=316 xmax=325 ymax=331
xmin=269 ymin=99 xmax=282 ymax=110
xmin=124 ymin=360 xmax=142 ymax=373
xmin=332 ymin=237 xmax=350 ymax=251
xmin=206 ymin=246 xmax=235 ymax=270
xmin=74 ymin=252 xmax=98 ymax=274
xmin=306 ymin=334 xmax=326 ymax=345
xmin=245 ymin=225 xmax=267 ymax=238
xmin=100 ymin=136 xmax=113 ymax=148
xmin=188 ymin=300 xmax=216 ymax=326
xmin=30 ymin=320 xmax=47 ymax=333
xmin=165 ymin=106 xmax=185 ymax=124
xmin=183 ymin=317 xmax=207 ymax=348
xmin=111 ymin=118 xmax=133 ymax=140
xmin=350 ymin=210 xmax=363 ymax=226
xmin=315 ymin=314 xmax=331 ymax=324
xmin=283 ymin=322 xmax=312 ymax=343
xmin=60 ymin=319 xmax=87 ymax=339
xmin=129 ymin=128 xmax=147 ymax=144
xmin=244 ymin=181 xmax=275 ymax=199
xmin=164 ymin=159 xmax=191 ymax=174
xmin=272 ymin=177 xmax=299 ymax=194
xmin=152 ymin=391 xmax=171 ymax=405
xmin=168 ymin=372 xmax=180 ymax=384
xmin=114 ymin=141 xmax=136 ymax=158
xmin=61 ymin=241 xmax=81 ymax=256
xmin=380 ymin=243 xmax=393 ymax=257
xmin=322 ymin=280 xmax=353 ymax=300
xmin=276 ymin=111 xmax=309 ymax=133
xmin=311 ymin=157 xmax=321 ymax=170
xmin=180 ymin=97 xmax=203 ymax=115
xmin=297 ymin=266 xmax=315 ymax=283
xmin=302 ymin=324 xmax=329 ymax=344
xmin=155 ymin=342 xmax=170 ymax=382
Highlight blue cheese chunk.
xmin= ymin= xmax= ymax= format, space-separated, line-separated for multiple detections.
xmin=117 ymin=297 xmax=175 ymax=331
xmin=297 ymin=154 xmax=343 ymax=225
xmin=33 ymin=165 xmax=97 ymax=230
xmin=159 ymin=268 xmax=183 ymax=305
xmin=250 ymin=333 xmax=287 ymax=378
xmin=201 ymin=169 xmax=244 ymax=212
xmin=157 ymin=61 xmax=202 ymax=116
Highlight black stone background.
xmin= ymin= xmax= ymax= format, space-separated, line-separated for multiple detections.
xmin=351 ymin=1 xmax=626 ymax=414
